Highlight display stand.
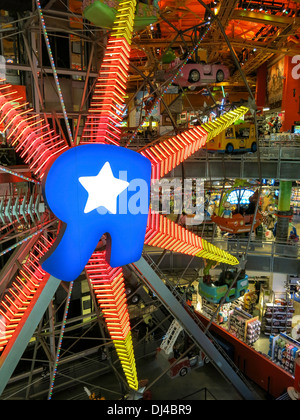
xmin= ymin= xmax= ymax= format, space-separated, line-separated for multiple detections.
xmin=262 ymin=292 xmax=294 ymax=336
xmin=291 ymin=188 xmax=300 ymax=216
xmin=228 ymin=307 xmax=261 ymax=345
xmin=200 ymin=296 xmax=261 ymax=345
xmin=268 ymin=333 xmax=300 ymax=375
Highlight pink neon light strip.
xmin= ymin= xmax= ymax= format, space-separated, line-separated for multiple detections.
xmin=0 ymin=87 xmax=69 ymax=179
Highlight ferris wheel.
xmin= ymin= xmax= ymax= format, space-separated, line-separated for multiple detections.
xmin=0 ymin=0 xmax=252 ymax=399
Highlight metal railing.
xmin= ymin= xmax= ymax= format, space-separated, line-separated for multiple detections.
xmin=210 ymin=238 xmax=299 ymax=259
xmin=188 ymin=141 xmax=300 ymax=162
xmin=179 ymin=386 xmax=217 ymax=400
xmin=125 ymin=133 xmax=300 ymax=161
xmin=257 ymin=142 xmax=300 ymax=161
xmin=145 ymin=238 xmax=300 ymax=261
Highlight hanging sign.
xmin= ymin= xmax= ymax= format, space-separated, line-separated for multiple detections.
xmin=41 ymin=144 xmax=151 ymax=282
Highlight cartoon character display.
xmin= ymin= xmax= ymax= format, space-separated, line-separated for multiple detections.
xmin=212 ymin=186 xmax=263 ymax=234
xmin=222 ymin=202 xmax=232 ymax=218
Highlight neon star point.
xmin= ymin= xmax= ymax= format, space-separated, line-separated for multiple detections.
xmin=79 ymin=161 xmax=130 ymax=214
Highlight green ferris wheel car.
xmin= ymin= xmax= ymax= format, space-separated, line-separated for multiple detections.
xmin=198 ymin=274 xmax=249 ymax=304
xmin=83 ymin=0 xmax=159 ymax=32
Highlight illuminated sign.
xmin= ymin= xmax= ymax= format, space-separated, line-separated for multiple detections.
xmin=227 ymin=189 xmax=254 ymax=206
xmin=41 ymin=144 xmax=151 ymax=282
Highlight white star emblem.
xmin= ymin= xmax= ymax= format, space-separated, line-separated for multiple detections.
xmin=79 ymin=162 xmax=129 ymax=214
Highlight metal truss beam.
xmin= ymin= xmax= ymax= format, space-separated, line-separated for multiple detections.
xmin=231 ymin=10 xmax=300 ymax=27
xmin=0 ymin=235 xmax=40 ymax=296
xmin=133 ymin=37 xmax=299 ymax=57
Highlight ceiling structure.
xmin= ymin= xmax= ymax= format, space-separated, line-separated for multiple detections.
xmin=2 ymin=0 xmax=299 ymax=99
xmin=127 ymin=0 xmax=300 ymax=93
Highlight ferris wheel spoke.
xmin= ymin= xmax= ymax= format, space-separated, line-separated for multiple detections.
xmin=0 ymin=83 xmax=69 ymax=180
xmin=139 ymin=106 xmax=249 ymax=180
xmin=145 ymin=210 xmax=239 ymax=266
xmin=86 ymin=251 xmax=139 ymax=391
xmin=36 ymin=0 xmax=73 ymax=146
xmin=80 ymin=0 xmax=138 ymax=146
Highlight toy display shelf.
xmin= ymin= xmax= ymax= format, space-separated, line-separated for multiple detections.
xmin=262 ymin=300 xmax=294 ymax=336
xmin=291 ymin=188 xmax=300 ymax=215
xmin=228 ymin=306 xmax=261 ymax=345
xmin=201 ymin=298 xmax=231 ymax=324
xmin=268 ymin=332 xmax=300 ymax=376
xmin=201 ymin=298 xmax=261 ymax=345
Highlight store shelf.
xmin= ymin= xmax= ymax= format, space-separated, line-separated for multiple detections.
xmin=268 ymin=333 xmax=300 ymax=375
xmin=201 ymin=298 xmax=261 ymax=346
xmin=260 ymin=288 xmax=294 ymax=336
xmin=228 ymin=307 xmax=261 ymax=345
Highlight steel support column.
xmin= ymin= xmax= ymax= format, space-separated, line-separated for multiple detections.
xmin=276 ymin=181 xmax=293 ymax=243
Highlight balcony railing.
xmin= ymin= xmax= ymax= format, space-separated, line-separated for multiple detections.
xmin=211 ymin=238 xmax=299 ymax=259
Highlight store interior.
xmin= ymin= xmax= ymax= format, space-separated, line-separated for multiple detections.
xmin=0 ymin=0 xmax=299 ymax=402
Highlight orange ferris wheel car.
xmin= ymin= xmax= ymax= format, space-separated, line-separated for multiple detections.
xmin=211 ymin=212 xmax=263 ymax=234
